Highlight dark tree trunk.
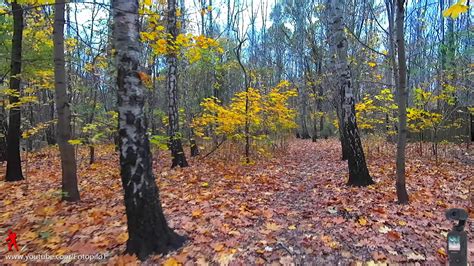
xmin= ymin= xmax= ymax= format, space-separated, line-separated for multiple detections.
xmin=395 ymin=0 xmax=409 ymax=204
xmin=5 ymin=1 xmax=24 ymax=181
xmin=113 ymin=0 xmax=186 ymax=260
xmin=299 ymin=111 xmax=311 ymax=139
xmin=0 ymin=110 xmax=6 ymax=161
xmin=89 ymin=146 xmax=95 ymax=165
xmin=54 ymin=0 xmax=80 ymax=201
xmin=167 ymin=0 xmax=188 ymax=168
xmin=236 ymin=39 xmax=251 ymax=164
xmin=190 ymin=135 xmax=199 ymax=157
xmin=87 ymin=71 xmax=99 ymax=165
xmin=470 ymin=113 xmax=473 ymax=142
xmin=328 ymin=0 xmax=373 ymax=186
xmin=312 ymin=121 xmax=318 ymax=142
xmin=46 ymin=94 xmax=57 ymax=145
xmin=336 ymin=104 xmax=349 ymax=161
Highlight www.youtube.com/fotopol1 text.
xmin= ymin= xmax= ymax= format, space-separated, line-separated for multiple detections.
xmin=3 ymin=253 xmax=108 ymax=262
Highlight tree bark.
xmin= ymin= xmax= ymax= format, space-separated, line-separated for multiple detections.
xmin=113 ymin=0 xmax=186 ymax=260
xmin=167 ymin=0 xmax=188 ymax=168
xmin=54 ymin=0 xmax=80 ymax=201
xmin=5 ymin=0 xmax=24 ymax=181
xmin=470 ymin=112 xmax=473 ymax=142
xmin=45 ymin=91 xmax=57 ymax=145
xmin=327 ymin=0 xmax=373 ymax=186
xmin=0 ymin=110 xmax=7 ymax=162
xmin=395 ymin=0 xmax=409 ymax=204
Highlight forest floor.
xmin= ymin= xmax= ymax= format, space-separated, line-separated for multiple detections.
xmin=0 ymin=139 xmax=473 ymax=265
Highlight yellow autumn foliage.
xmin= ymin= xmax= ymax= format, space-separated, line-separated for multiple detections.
xmin=139 ymin=4 xmax=222 ymax=62
xmin=443 ymin=0 xmax=469 ymax=19
xmin=193 ymin=81 xmax=298 ymax=142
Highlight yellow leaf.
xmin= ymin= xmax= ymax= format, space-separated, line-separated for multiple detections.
xmin=321 ymin=235 xmax=340 ymax=249
xmin=56 ymin=247 xmax=70 ymax=255
xmin=200 ymin=182 xmax=209 ymax=187
xmin=368 ymin=61 xmax=377 ymax=68
xmin=437 ymin=247 xmax=447 ymax=257
xmin=213 ymin=243 xmax=225 ymax=252
xmin=398 ymin=220 xmax=407 ymax=226
xmin=68 ymin=224 xmax=81 ymax=234
xmin=23 ymin=231 xmax=37 ymax=241
xmin=117 ymin=232 xmax=128 ymax=244
xmin=192 ymin=209 xmax=203 ymax=218
xmin=48 ymin=236 xmax=61 ymax=244
xmin=288 ymin=225 xmax=297 ymax=230
xmin=38 ymin=206 xmax=56 ymax=216
xmin=265 ymin=222 xmax=281 ymax=231
xmin=163 ymin=257 xmax=180 ymax=266
xmin=358 ymin=217 xmax=368 ymax=226
xmin=68 ymin=139 xmax=82 ymax=145
xmin=443 ymin=1 xmax=469 ymax=19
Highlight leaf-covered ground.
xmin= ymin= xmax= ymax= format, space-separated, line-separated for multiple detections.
xmin=0 ymin=139 xmax=472 ymax=265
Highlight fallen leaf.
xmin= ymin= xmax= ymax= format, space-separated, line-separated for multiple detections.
xmin=437 ymin=247 xmax=447 ymax=257
xmin=372 ymin=251 xmax=386 ymax=261
xmin=358 ymin=217 xmax=368 ymax=226
xmin=192 ymin=209 xmax=203 ymax=218
xmin=407 ymin=252 xmax=426 ymax=261
xmin=387 ymin=231 xmax=401 ymax=241
xmin=213 ymin=243 xmax=225 ymax=252
xmin=378 ymin=225 xmax=391 ymax=233
xmin=117 ymin=232 xmax=128 ymax=244
xmin=163 ymin=257 xmax=180 ymax=266
xmin=265 ymin=222 xmax=281 ymax=231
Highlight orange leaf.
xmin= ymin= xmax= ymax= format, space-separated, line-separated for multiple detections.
xmin=387 ymin=231 xmax=401 ymax=241
xmin=213 ymin=243 xmax=225 ymax=252
xmin=192 ymin=209 xmax=203 ymax=218
xmin=137 ymin=71 xmax=150 ymax=83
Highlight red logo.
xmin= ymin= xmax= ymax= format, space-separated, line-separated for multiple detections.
xmin=5 ymin=230 xmax=19 ymax=252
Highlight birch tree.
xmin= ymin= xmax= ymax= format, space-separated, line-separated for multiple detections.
xmin=113 ymin=0 xmax=186 ymax=260
xmin=327 ymin=0 xmax=374 ymax=186
xmin=167 ymin=0 xmax=188 ymax=168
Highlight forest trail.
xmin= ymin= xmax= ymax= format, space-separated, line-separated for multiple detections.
xmin=1 ymin=139 xmax=472 ymax=264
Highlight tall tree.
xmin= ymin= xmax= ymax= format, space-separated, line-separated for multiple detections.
xmin=327 ymin=0 xmax=374 ymax=186
xmin=113 ymin=0 xmax=186 ymax=260
xmin=167 ymin=0 xmax=188 ymax=168
xmin=53 ymin=0 xmax=80 ymax=201
xmin=395 ymin=0 xmax=409 ymax=204
xmin=5 ymin=0 xmax=24 ymax=181
xmin=0 ymin=110 xmax=7 ymax=162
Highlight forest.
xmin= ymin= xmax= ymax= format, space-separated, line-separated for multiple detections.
xmin=0 ymin=0 xmax=472 ymax=264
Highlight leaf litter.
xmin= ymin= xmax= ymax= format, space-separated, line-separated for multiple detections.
xmin=0 ymin=139 xmax=472 ymax=264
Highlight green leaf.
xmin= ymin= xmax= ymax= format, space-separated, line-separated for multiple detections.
xmin=68 ymin=139 xmax=83 ymax=145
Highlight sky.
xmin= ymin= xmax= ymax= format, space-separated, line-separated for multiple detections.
xmin=73 ymin=0 xmax=277 ymax=37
